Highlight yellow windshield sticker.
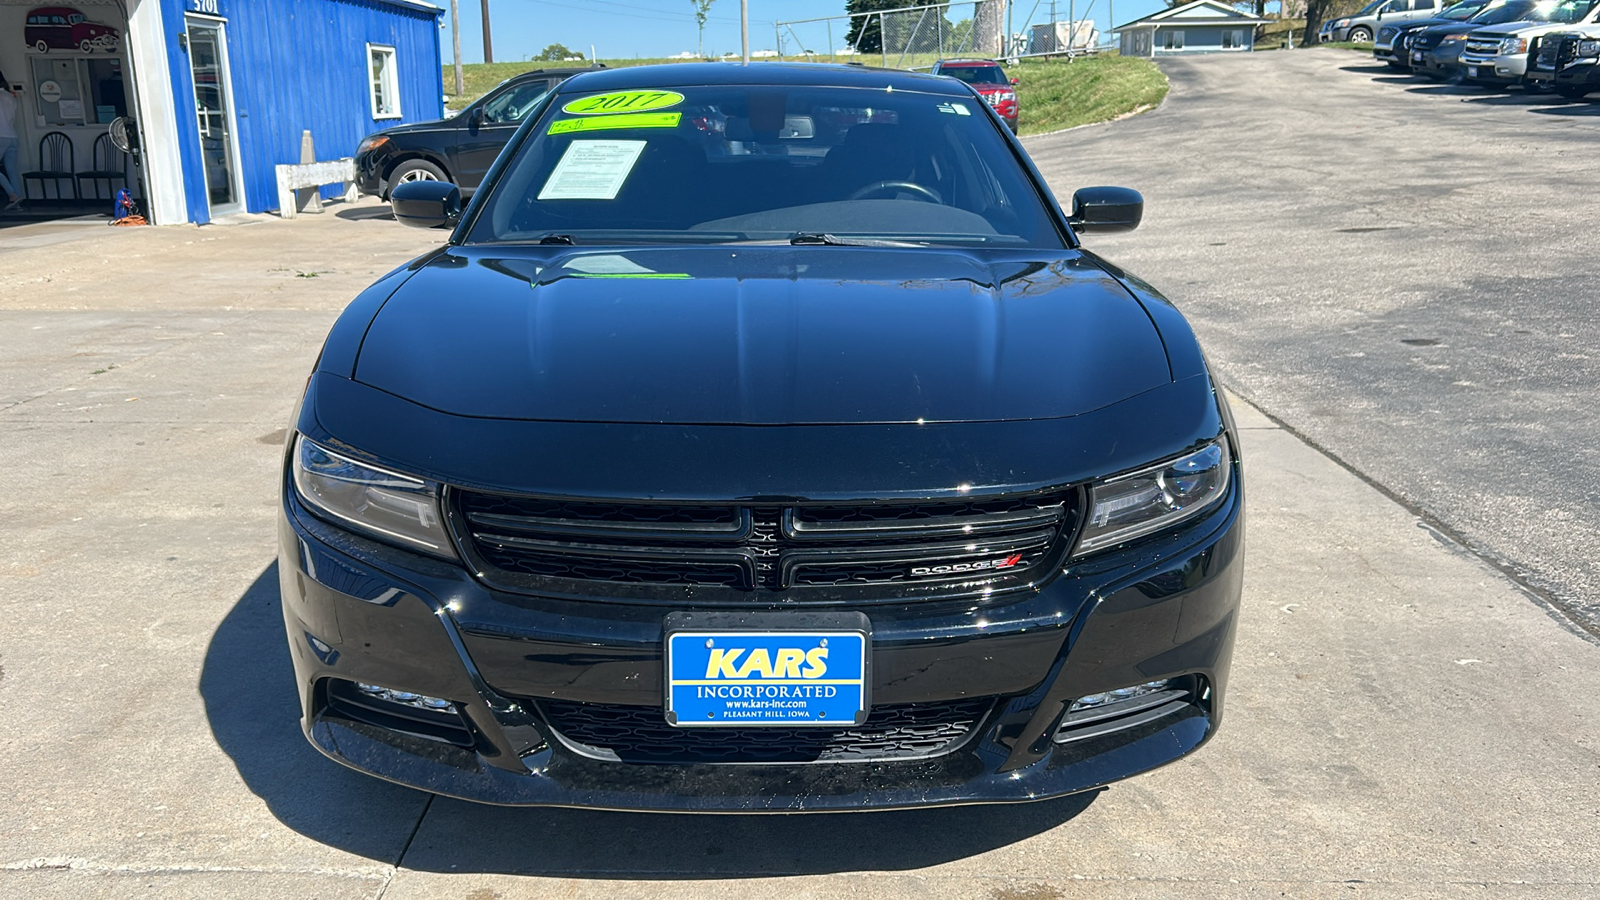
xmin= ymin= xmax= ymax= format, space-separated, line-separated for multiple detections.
xmin=562 ymin=90 xmax=685 ymax=116
xmin=548 ymin=112 xmax=681 ymax=135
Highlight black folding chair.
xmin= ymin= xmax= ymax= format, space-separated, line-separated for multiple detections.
xmin=23 ymin=132 xmax=78 ymax=201
xmin=76 ymin=133 xmax=127 ymax=201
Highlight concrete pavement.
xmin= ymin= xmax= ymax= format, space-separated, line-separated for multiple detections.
xmin=1 ymin=86 xmax=1597 ymax=897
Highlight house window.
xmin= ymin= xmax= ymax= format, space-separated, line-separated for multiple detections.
xmin=1222 ymin=29 xmax=1248 ymax=49
xmin=368 ymin=44 xmax=400 ymax=119
xmin=1162 ymin=30 xmax=1185 ymax=50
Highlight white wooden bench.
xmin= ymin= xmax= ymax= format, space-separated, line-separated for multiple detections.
xmin=274 ymin=158 xmax=357 ymax=218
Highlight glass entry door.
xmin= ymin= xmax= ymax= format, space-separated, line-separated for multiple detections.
xmin=185 ymin=18 xmax=241 ymax=214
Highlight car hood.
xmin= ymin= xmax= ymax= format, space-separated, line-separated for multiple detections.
xmin=351 ymin=245 xmax=1172 ymax=425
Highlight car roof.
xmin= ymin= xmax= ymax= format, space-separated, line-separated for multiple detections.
xmin=555 ymin=62 xmax=970 ymax=97
xmin=508 ymin=65 xmax=606 ymax=81
xmin=936 ymin=59 xmax=1004 ymax=66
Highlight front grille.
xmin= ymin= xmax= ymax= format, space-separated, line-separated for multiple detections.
xmin=452 ymin=490 xmax=1077 ymax=602
xmin=1555 ymin=34 xmax=1583 ymax=70
xmin=1378 ymin=25 xmax=1400 ymax=44
xmin=540 ymin=697 xmax=994 ymax=763
xmin=1462 ymin=36 xmax=1501 ymax=58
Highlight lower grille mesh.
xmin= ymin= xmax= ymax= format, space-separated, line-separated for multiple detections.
xmin=539 ymin=697 xmax=994 ymax=764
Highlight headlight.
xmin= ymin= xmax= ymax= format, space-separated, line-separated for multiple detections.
xmin=1579 ymin=39 xmax=1600 ymax=56
xmin=356 ymin=134 xmax=390 ymax=156
xmin=1074 ymin=440 xmax=1233 ymax=556
xmin=292 ymin=435 xmax=455 ymax=557
xmin=1500 ymin=37 xmax=1528 ymax=54
xmin=1335 ymin=18 xmax=1351 ymax=27
xmin=988 ymin=90 xmax=1017 ymax=105
xmin=1443 ymin=32 xmax=1472 ymax=42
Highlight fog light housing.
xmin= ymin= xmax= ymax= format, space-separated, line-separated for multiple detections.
xmin=356 ymin=682 xmax=456 ymax=711
xmin=1068 ymin=679 xmax=1170 ymax=713
xmin=1053 ymin=677 xmax=1194 ymax=744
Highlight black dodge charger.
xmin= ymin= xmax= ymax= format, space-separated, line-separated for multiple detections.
xmin=279 ymin=63 xmax=1244 ymax=811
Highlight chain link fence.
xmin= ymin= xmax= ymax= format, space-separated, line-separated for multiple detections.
xmin=775 ymin=1 xmax=1111 ymax=70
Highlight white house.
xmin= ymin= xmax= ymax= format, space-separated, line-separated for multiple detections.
xmin=1114 ymin=0 xmax=1270 ymax=57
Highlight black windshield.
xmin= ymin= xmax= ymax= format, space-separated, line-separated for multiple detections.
xmin=467 ymin=84 xmax=1063 ymax=248
xmin=940 ymin=65 xmax=1009 ymax=85
xmin=1470 ymin=0 xmax=1539 ymax=23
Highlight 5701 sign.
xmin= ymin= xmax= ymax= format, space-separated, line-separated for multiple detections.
xmin=190 ymin=0 xmax=220 ymax=14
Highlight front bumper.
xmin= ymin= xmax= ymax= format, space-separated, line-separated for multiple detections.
xmin=278 ymin=466 xmax=1244 ymax=811
xmin=1459 ymin=53 xmax=1526 ymax=85
xmin=354 ymin=147 xmax=395 ymax=198
xmin=1416 ymin=44 xmax=1465 ymax=76
xmin=1555 ymin=59 xmax=1600 ymax=87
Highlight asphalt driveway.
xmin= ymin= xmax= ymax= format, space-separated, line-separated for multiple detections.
xmin=1 ymin=50 xmax=1597 ymax=898
xmin=1026 ymin=48 xmax=1600 ymax=637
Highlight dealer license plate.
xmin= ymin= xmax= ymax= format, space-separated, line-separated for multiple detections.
xmin=1413 ymin=51 xmax=1423 ymax=62
xmin=665 ymin=621 xmax=868 ymax=727
xmin=1467 ymin=66 xmax=1479 ymax=77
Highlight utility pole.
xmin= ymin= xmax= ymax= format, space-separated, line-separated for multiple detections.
xmin=450 ymin=0 xmax=463 ymax=95
xmin=741 ymin=0 xmax=750 ymax=63
xmin=480 ymin=0 xmax=493 ymax=64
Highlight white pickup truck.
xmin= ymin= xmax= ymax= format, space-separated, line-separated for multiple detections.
xmin=1457 ymin=0 xmax=1600 ymax=86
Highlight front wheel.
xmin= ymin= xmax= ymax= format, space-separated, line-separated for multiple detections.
xmin=79 ymin=39 xmax=92 ymax=52
xmin=387 ymin=159 xmax=448 ymax=198
xmin=1349 ymin=27 xmax=1372 ymax=44
xmin=35 ymin=39 xmax=48 ymax=53
xmin=1386 ymin=60 xmax=1406 ymax=70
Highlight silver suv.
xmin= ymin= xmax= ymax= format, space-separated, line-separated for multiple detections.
xmin=1324 ymin=0 xmax=1448 ymax=43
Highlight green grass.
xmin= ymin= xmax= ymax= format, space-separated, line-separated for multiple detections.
xmin=440 ymin=54 xmax=1169 ymax=136
xmin=1009 ymin=56 xmax=1167 ymax=136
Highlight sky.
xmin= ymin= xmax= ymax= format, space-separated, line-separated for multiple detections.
xmin=436 ymin=0 xmax=1177 ymax=63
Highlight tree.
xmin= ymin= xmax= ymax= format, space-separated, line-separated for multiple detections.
xmin=690 ymin=0 xmax=716 ymax=57
xmin=536 ymin=42 xmax=577 ymax=61
xmin=1305 ymin=0 xmax=1367 ymax=44
xmin=845 ymin=0 xmax=923 ymax=54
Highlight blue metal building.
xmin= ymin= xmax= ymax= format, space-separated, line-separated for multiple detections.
xmin=1 ymin=0 xmax=444 ymax=224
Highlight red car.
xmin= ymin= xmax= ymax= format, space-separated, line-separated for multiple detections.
xmin=930 ymin=58 xmax=1019 ymax=132
xmin=26 ymin=7 xmax=120 ymax=53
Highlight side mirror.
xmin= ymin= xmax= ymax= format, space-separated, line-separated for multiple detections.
xmin=1069 ymin=186 xmax=1143 ymax=234
xmin=468 ymin=107 xmax=484 ymax=131
xmin=1011 ymin=77 xmax=1020 ymax=85
xmin=391 ymin=180 xmax=462 ymax=229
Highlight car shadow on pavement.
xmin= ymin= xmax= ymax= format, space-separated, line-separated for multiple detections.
xmin=1337 ymin=64 xmax=1395 ymax=74
xmin=200 ymin=561 xmax=434 ymax=863
xmin=335 ymin=206 xmax=395 ymax=222
xmin=1528 ymin=103 xmax=1600 ymax=116
xmin=203 ymin=563 xmax=1100 ymax=876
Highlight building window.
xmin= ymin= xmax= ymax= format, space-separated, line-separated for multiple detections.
xmin=368 ymin=44 xmax=400 ymax=119
xmin=1162 ymin=30 xmax=1185 ymax=50
xmin=1223 ymin=29 xmax=1247 ymax=49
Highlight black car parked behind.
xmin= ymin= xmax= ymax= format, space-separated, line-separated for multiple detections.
xmin=354 ymin=66 xmax=604 ymax=199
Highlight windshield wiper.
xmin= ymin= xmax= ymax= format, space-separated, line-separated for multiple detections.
xmin=538 ymin=233 xmax=577 ymax=245
xmin=790 ymin=232 xmax=923 ymax=248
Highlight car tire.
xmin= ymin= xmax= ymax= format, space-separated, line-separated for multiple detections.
xmin=1386 ymin=60 xmax=1406 ymax=70
xmin=35 ymin=40 xmax=48 ymax=53
xmin=1556 ymin=85 xmax=1591 ymax=100
xmin=387 ymin=160 xmax=449 ymax=198
xmin=79 ymin=39 xmax=92 ymax=52
xmin=1349 ymin=27 xmax=1372 ymax=44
